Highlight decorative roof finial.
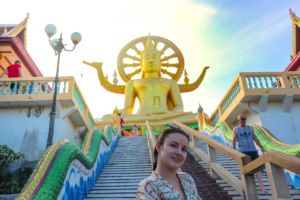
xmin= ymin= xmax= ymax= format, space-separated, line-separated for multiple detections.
xmin=113 ymin=70 xmax=118 ymax=85
xmin=184 ymin=69 xmax=189 ymax=85
xmin=197 ymin=104 xmax=203 ymax=114
xmin=113 ymin=106 xmax=120 ymax=115
xmin=290 ymin=8 xmax=300 ymax=22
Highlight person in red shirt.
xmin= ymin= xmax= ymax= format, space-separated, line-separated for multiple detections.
xmin=7 ymin=60 xmax=22 ymax=78
xmin=1 ymin=60 xmax=22 ymax=92
xmin=118 ymin=113 xmax=125 ymax=135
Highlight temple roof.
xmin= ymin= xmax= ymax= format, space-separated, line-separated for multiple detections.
xmin=290 ymin=9 xmax=300 ymax=57
xmin=0 ymin=14 xmax=43 ymax=76
xmin=285 ymin=51 xmax=300 ymax=71
xmin=285 ymin=9 xmax=300 ymax=71
xmin=0 ymin=13 xmax=29 ymax=48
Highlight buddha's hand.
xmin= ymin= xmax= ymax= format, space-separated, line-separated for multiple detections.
xmin=83 ymin=60 xmax=103 ymax=70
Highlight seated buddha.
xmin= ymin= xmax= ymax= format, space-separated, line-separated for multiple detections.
xmin=123 ymin=37 xmax=183 ymax=115
xmin=83 ymin=35 xmax=208 ymax=124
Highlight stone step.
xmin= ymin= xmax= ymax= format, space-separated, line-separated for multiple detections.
xmin=85 ymin=136 xmax=151 ymax=199
xmin=86 ymin=193 xmax=136 ymax=198
xmin=101 ymin=169 xmax=151 ymax=173
xmin=89 ymin=189 xmax=138 ymax=194
xmin=105 ymin=159 xmax=150 ymax=163
xmin=96 ymin=176 xmax=148 ymax=181
xmin=99 ymin=174 xmax=150 ymax=178
xmin=93 ymin=182 xmax=139 ymax=187
xmin=194 ymin=140 xmax=300 ymax=199
xmin=91 ymin=185 xmax=138 ymax=190
xmin=103 ymin=165 xmax=151 ymax=169
xmin=95 ymin=180 xmax=142 ymax=185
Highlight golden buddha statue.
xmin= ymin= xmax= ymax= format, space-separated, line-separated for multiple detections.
xmin=84 ymin=35 xmax=209 ymax=125
xmin=124 ymin=37 xmax=183 ymax=115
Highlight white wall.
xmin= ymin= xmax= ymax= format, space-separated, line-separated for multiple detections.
xmin=0 ymin=103 xmax=83 ymax=160
xmin=248 ymin=101 xmax=300 ymax=144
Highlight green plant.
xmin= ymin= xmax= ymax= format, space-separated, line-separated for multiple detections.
xmin=0 ymin=145 xmax=24 ymax=169
xmin=0 ymin=180 xmax=21 ymax=194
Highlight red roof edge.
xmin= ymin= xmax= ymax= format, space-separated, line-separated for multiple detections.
xmin=285 ymin=52 xmax=300 ymax=71
xmin=0 ymin=37 xmax=43 ymax=76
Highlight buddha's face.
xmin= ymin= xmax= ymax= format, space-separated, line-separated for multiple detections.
xmin=141 ymin=51 xmax=161 ymax=73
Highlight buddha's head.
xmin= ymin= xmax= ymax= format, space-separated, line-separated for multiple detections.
xmin=141 ymin=35 xmax=161 ymax=77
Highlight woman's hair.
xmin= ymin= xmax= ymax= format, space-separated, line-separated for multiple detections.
xmin=152 ymin=125 xmax=190 ymax=171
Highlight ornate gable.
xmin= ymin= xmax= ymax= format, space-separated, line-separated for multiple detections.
xmin=0 ymin=13 xmax=29 ymax=48
xmin=0 ymin=14 xmax=42 ymax=77
xmin=290 ymin=9 xmax=300 ymax=59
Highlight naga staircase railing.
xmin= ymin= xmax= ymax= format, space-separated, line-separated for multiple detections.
xmin=145 ymin=120 xmax=157 ymax=165
xmin=174 ymin=121 xmax=300 ymax=200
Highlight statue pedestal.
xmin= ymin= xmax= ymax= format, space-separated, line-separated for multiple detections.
xmin=100 ymin=112 xmax=198 ymax=126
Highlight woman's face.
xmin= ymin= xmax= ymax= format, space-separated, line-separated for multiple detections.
xmin=156 ymin=133 xmax=189 ymax=170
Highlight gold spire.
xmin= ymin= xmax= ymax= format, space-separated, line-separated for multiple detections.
xmin=113 ymin=106 xmax=120 ymax=114
xmin=143 ymin=33 xmax=158 ymax=55
xmin=290 ymin=8 xmax=300 ymax=24
xmin=289 ymin=9 xmax=300 ymax=58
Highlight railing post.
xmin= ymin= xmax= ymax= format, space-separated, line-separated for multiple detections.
xmin=239 ymin=73 xmax=248 ymax=95
xmin=196 ymin=113 xmax=202 ymax=132
xmin=265 ymin=162 xmax=291 ymax=199
xmin=240 ymin=156 xmax=257 ymax=200
xmin=146 ymin=120 xmax=156 ymax=166
xmin=68 ymin=78 xmax=75 ymax=96
xmin=281 ymin=73 xmax=290 ymax=89
xmin=207 ymin=144 xmax=219 ymax=179
xmin=218 ymin=107 xmax=222 ymax=119
xmin=189 ymin=134 xmax=195 ymax=152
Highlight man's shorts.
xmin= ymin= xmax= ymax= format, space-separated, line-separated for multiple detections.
xmin=242 ymin=151 xmax=259 ymax=161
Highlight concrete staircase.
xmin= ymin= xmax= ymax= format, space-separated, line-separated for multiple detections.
xmin=182 ymin=152 xmax=233 ymax=200
xmin=84 ymin=135 xmax=300 ymax=200
xmin=193 ymin=140 xmax=300 ymax=200
xmin=85 ymin=136 xmax=152 ymax=200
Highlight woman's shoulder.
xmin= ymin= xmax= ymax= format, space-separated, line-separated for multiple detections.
xmin=177 ymin=172 xmax=201 ymax=199
xmin=137 ymin=173 xmax=161 ymax=199
xmin=138 ymin=173 xmax=160 ymax=188
xmin=177 ymin=171 xmax=193 ymax=179
xmin=177 ymin=172 xmax=196 ymax=184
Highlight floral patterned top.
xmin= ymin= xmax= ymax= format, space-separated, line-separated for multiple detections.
xmin=136 ymin=172 xmax=201 ymax=200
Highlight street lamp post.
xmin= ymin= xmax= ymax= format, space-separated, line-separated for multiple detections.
xmin=45 ymin=24 xmax=82 ymax=149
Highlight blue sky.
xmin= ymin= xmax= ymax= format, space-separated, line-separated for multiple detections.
xmin=1 ymin=0 xmax=299 ymax=118
xmin=189 ymin=0 xmax=300 ymax=115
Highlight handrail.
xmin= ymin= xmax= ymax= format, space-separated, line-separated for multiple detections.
xmin=174 ymin=121 xmax=247 ymax=165
xmin=174 ymin=121 xmax=251 ymax=198
xmin=200 ymin=113 xmax=300 ymax=157
xmin=175 ymin=121 xmax=300 ymax=200
xmin=146 ymin=120 xmax=157 ymax=166
xmin=241 ymin=150 xmax=300 ymax=199
xmin=0 ymin=76 xmax=74 ymax=81
xmin=242 ymin=150 xmax=300 ymax=175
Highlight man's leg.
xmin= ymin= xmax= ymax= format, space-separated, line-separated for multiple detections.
xmin=256 ymin=171 xmax=266 ymax=192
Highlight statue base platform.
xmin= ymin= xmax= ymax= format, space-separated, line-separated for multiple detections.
xmin=97 ymin=112 xmax=198 ymax=127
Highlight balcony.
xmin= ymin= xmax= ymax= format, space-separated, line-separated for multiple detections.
xmin=0 ymin=76 xmax=94 ymax=129
xmin=210 ymin=71 xmax=300 ymax=125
